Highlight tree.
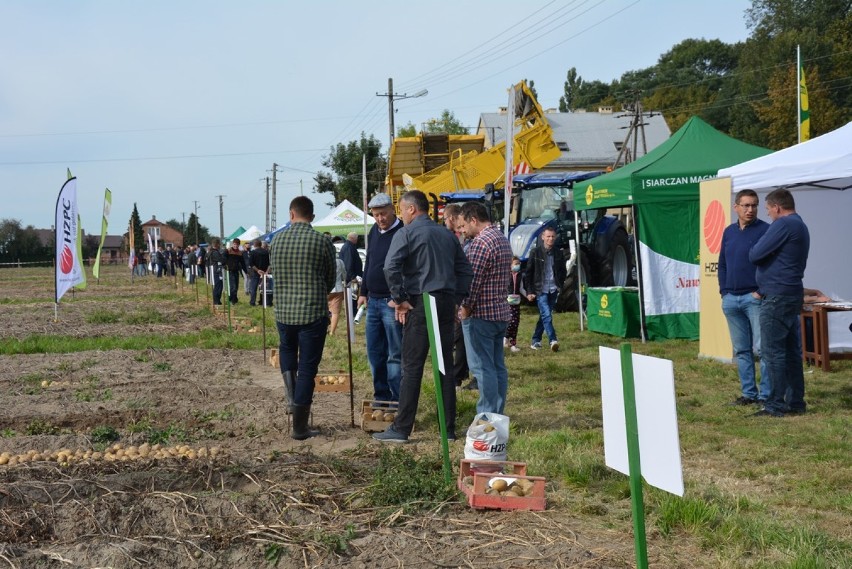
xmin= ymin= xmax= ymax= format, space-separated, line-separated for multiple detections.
xmin=184 ymin=213 xmax=210 ymax=245
xmin=314 ymin=132 xmax=387 ymax=207
xmin=558 ymin=68 xmax=615 ymax=111
xmin=165 ymin=218 xmax=183 ymax=234
xmin=397 ymin=122 xmax=417 ymax=137
xmin=129 ymin=204 xmax=144 ymax=255
xmin=524 ymin=79 xmax=538 ymax=102
xmin=0 ymin=219 xmax=50 ymax=263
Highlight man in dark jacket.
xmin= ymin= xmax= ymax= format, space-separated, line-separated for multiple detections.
xmin=248 ymin=239 xmax=271 ymax=306
xmin=523 ymin=227 xmax=566 ymax=352
xmin=339 ymin=232 xmax=363 ymax=285
xmin=225 ymin=238 xmax=245 ymax=304
xmin=206 ymin=239 xmax=225 ymax=305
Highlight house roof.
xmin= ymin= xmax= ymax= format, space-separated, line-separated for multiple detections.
xmin=477 ymin=110 xmax=671 ymax=169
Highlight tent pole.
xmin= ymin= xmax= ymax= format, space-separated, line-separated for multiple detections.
xmin=631 ymin=205 xmax=647 ymax=343
xmin=575 ymin=209 xmax=584 ymax=331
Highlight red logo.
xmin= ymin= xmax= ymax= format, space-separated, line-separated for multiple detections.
xmin=472 ymin=440 xmax=489 ymax=452
xmin=703 ymin=199 xmax=725 ymax=254
xmin=60 ymin=244 xmax=74 ymax=274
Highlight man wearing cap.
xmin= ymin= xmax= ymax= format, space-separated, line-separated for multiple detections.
xmin=357 ymin=192 xmax=405 ymax=402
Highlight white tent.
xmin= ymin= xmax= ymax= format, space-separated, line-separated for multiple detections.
xmin=312 ymin=199 xmax=375 ymax=236
xmin=236 ymin=225 xmax=263 ymax=243
xmin=717 ymin=120 xmax=852 ymax=301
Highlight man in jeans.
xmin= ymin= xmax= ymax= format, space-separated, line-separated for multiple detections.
xmin=718 ymin=189 xmax=770 ymax=405
xmin=270 ymin=196 xmax=337 ymax=439
xmin=458 ymin=202 xmax=512 ymax=414
xmin=749 ymin=189 xmax=810 ymax=417
xmin=524 ymin=227 xmax=566 ymax=352
xmin=356 ymin=193 xmax=404 ymax=402
xmin=373 ymin=190 xmax=472 ymax=443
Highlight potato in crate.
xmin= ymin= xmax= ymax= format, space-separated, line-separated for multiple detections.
xmin=457 ymin=459 xmax=546 ymax=511
xmin=360 ymin=400 xmax=399 ymax=432
xmin=314 ymin=372 xmax=351 ymax=393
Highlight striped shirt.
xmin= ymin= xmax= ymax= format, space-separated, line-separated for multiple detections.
xmin=269 ymin=222 xmax=336 ymax=325
xmin=462 ymin=224 xmax=512 ymax=322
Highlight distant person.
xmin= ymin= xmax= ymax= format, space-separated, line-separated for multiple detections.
xmin=206 ymin=238 xmax=225 ymax=305
xmin=248 ymin=239 xmax=270 ymax=306
xmin=270 ymin=196 xmax=336 ymax=439
xmin=523 ymin=227 xmax=566 ymax=351
xmin=749 ymin=188 xmax=810 ymax=418
xmin=505 ymin=256 xmax=524 ymax=352
xmin=339 ymin=231 xmax=363 ymax=285
xmin=327 ymin=256 xmax=347 ymax=335
xmin=373 ymin=190 xmax=472 ymax=443
xmin=357 ymin=193 xmax=404 ymax=402
xmin=443 ymin=203 xmax=475 ymax=390
xmin=458 ymin=201 xmax=512 ymax=414
xmin=225 ymin=238 xmax=245 ymax=304
xmin=718 ymin=189 xmax=770 ymax=406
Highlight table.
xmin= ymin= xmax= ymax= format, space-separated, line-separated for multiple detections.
xmin=800 ymin=304 xmax=852 ymax=371
xmin=586 ymin=287 xmax=641 ymax=338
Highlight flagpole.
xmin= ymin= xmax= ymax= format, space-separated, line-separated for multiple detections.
xmin=797 ymin=45 xmax=802 ymax=144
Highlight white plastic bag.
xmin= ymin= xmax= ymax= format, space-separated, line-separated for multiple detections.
xmin=464 ymin=412 xmax=510 ymax=461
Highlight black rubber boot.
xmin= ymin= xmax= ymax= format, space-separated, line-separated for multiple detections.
xmin=291 ymin=405 xmax=319 ymax=440
xmin=282 ymin=371 xmax=296 ymax=414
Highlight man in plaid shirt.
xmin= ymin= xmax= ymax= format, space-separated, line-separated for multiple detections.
xmin=270 ymin=196 xmax=336 ymax=440
xmin=458 ymin=202 xmax=512 ymax=414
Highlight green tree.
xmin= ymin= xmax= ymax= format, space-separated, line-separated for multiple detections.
xmin=184 ymin=213 xmax=210 ymax=245
xmin=129 ymin=204 xmax=144 ymax=255
xmin=558 ymin=68 xmax=614 ymax=111
xmin=422 ymin=110 xmax=469 ymax=135
xmin=314 ymin=133 xmax=387 ymax=207
xmin=397 ymin=122 xmax=417 ymax=137
xmin=0 ymin=219 xmax=50 ymax=263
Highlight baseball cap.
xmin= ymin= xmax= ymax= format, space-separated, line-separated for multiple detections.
xmin=368 ymin=193 xmax=393 ymax=208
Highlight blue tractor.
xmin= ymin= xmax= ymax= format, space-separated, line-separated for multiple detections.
xmin=442 ymin=171 xmax=634 ymax=312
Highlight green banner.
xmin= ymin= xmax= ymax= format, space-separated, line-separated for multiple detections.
xmin=93 ymin=188 xmax=112 ymax=280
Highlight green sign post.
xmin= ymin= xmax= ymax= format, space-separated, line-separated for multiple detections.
xmin=423 ymin=293 xmax=453 ymax=484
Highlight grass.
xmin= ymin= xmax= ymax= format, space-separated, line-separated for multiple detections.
xmin=2 ymin=265 xmax=850 ymax=567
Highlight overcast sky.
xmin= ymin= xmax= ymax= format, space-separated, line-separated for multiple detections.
xmin=1 ymin=0 xmax=752 ymax=235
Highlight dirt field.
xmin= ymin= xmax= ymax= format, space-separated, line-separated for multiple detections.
xmin=0 ymin=268 xmax=650 ymax=568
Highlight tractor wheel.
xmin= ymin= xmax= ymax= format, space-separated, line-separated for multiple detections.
xmin=556 ymin=255 xmax=590 ymax=313
xmin=600 ymin=228 xmax=630 ymax=287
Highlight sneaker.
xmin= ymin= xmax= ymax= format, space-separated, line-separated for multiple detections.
xmin=510 ymin=345 xmax=521 ymax=353
xmin=503 ymin=337 xmax=510 ymax=348
xmin=530 ymin=342 xmax=542 ymax=350
xmin=729 ymin=396 xmax=759 ymax=406
xmin=372 ymin=426 xmax=408 ymax=443
xmin=550 ymin=340 xmax=559 ymax=352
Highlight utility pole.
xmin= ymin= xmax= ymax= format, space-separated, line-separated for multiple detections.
xmin=300 ymin=179 xmax=303 ymax=196
xmin=216 ymin=195 xmax=226 ymax=242
xmin=613 ymin=92 xmax=651 ymax=168
xmin=192 ymin=200 xmax=200 ymax=245
xmin=264 ymin=177 xmax=270 ymax=233
xmin=376 ymin=78 xmax=428 ymax=152
xmin=270 ymin=163 xmax=278 ymax=230
xmin=181 ymin=212 xmax=186 ymax=237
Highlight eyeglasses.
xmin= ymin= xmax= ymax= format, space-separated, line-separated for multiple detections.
xmin=737 ymin=203 xmax=758 ymax=209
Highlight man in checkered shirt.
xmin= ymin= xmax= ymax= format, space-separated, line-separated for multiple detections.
xmin=457 ymin=201 xmax=513 ymax=414
xmin=270 ymin=196 xmax=337 ymax=440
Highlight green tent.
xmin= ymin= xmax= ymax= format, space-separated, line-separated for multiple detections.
xmin=226 ymin=226 xmax=246 ymax=241
xmin=575 ymin=117 xmax=771 ymax=340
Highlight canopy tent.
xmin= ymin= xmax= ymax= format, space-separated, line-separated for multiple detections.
xmin=312 ymin=199 xmax=375 ymax=236
xmin=235 ymin=225 xmax=263 ymax=243
xmin=575 ymin=116 xmax=771 ymax=340
xmin=225 ymin=226 xmax=246 ymax=241
xmin=717 ymin=120 xmax=852 ymax=302
xmin=261 ymin=222 xmax=290 ymax=243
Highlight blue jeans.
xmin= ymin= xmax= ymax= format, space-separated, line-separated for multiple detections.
xmin=462 ymin=318 xmax=509 ymax=414
xmin=277 ymin=316 xmax=329 ymax=407
xmin=760 ymin=295 xmax=805 ymax=414
xmin=722 ymin=293 xmax=769 ymax=400
xmin=365 ymin=297 xmax=403 ymax=402
xmin=532 ymin=290 xmax=559 ymax=344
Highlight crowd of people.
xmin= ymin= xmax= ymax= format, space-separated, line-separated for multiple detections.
xmin=263 ymin=191 xmax=569 ymax=442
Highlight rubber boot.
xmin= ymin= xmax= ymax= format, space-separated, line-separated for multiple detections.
xmin=282 ymin=370 xmax=296 ymax=414
xmin=291 ymin=405 xmax=319 ymax=440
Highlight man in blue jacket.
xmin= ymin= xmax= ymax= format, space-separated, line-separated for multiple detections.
xmin=749 ymin=189 xmax=810 ymax=417
xmin=718 ymin=189 xmax=770 ymax=406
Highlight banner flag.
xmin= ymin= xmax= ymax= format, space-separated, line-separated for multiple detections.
xmin=128 ymin=221 xmax=136 ymax=269
xmin=799 ymin=65 xmax=810 ymax=142
xmin=147 ymin=231 xmax=154 ymax=271
xmin=74 ymin=213 xmax=87 ymax=290
xmin=93 ymin=188 xmax=112 ymax=279
xmin=55 ymin=177 xmax=86 ymax=303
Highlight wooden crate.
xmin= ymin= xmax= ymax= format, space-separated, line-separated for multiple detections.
xmin=314 ymin=372 xmax=351 ymax=393
xmin=457 ymin=459 xmax=546 ymax=511
xmin=360 ymin=400 xmax=399 ymax=432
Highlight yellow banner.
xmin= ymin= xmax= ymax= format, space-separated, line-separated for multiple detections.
xmin=698 ymin=178 xmax=732 ymax=361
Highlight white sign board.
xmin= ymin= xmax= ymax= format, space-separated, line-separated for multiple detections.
xmin=600 ymin=347 xmax=684 ymax=496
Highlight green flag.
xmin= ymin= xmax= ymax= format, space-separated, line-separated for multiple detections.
xmin=93 ymin=188 xmax=112 ymax=280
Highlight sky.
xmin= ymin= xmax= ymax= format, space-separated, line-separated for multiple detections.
xmin=0 ymin=0 xmax=753 ymax=237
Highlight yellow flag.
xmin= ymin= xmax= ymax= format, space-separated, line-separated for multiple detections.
xmin=799 ymin=65 xmax=810 ymax=142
